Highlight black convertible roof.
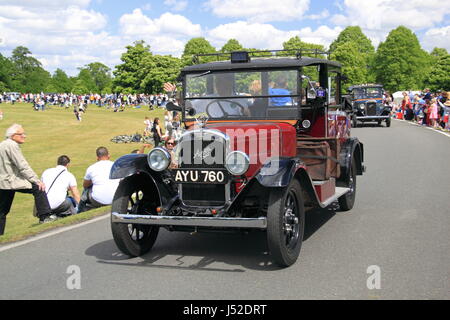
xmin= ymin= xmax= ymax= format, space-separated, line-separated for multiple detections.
xmin=348 ymin=84 xmax=384 ymax=90
xmin=182 ymin=57 xmax=341 ymax=73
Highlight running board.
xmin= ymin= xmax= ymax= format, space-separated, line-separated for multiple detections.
xmin=320 ymin=187 xmax=350 ymax=207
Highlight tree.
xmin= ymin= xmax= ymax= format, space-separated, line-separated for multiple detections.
xmin=283 ymin=36 xmax=326 ymax=58
xmin=424 ymin=53 xmax=450 ymax=91
xmin=0 ymin=53 xmax=13 ymax=91
xmin=50 ymin=68 xmax=73 ymax=93
xmin=182 ymin=37 xmax=216 ymax=66
xmin=221 ymin=39 xmax=244 ymax=53
xmin=113 ymin=40 xmax=152 ymax=93
xmin=76 ymin=68 xmax=97 ymax=93
xmin=373 ymin=26 xmax=430 ymax=92
xmin=329 ymin=26 xmax=376 ymax=82
xmin=330 ymin=41 xmax=367 ymax=90
xmin=9 ymin=46 xmax=50 ymax=92
xmin=140 ymin=55 xmax=181 ymax=93
xmin=84 ymin=62 xmax=112 ymax=93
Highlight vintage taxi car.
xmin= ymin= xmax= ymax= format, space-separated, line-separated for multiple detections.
xmin=109 ymin=50 xmax=365 ymax=267
xmin=348 ymin=84 xmax=391 ymax=127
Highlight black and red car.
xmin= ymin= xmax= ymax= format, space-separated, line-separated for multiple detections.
xmin=109 ymin=50 xmax=365 ymax=267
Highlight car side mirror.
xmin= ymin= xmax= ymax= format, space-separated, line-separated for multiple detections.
xmin=166 ymin=101 xmax=182 ymax=112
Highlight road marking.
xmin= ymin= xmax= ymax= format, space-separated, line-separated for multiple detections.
xmin=0 ymin=214 xmax=110 ymax=253
xmin=393 ymin=119 xmax=450 ymax=138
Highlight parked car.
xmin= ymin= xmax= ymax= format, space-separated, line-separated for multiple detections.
xmin=348 ymin=84 xmax=391 ymax=127
xmin=109 ymin=50 xmax=365 ymax=267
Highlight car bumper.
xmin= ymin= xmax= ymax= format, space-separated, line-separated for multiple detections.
xmin=111 ymin=212 xmax=268 ymax=229
xmin=356 ymin=116 xmax=390 ymax=120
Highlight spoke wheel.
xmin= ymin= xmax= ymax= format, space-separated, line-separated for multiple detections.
xmin=338 ymin=156 xmax=357 ymax=211
xmin=267 ymin=180 xmax=305 ymax=267
xmin=111 ymin=177 xmax=159 ymax=257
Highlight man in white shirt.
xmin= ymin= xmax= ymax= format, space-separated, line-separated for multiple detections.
xmin=41 ymin=155 xmax=80 ymax=217
xmin=78 ymin=147 xmax=119 ymax=213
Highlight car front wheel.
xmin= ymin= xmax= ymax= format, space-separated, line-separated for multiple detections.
xmin=111 ymin=176 xmax=160 ymax=257
xmin=266 ymin=180 xmax=305 ymax=267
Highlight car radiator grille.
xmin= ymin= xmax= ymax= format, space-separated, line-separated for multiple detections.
xmin=366 ymin=103 xmax=377 ymax=116
xmin=178 ymin=130 xmax=228 ymax=206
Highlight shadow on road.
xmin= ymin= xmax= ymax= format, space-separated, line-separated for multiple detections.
xmin=85 ymin=203 xmax=341 ymax=272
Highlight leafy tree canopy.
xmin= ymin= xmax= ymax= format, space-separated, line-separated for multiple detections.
xmin=374 ymin=26 xmax=430 ymax=92
xmin=182 ymin=37 xmax=216 ymax=65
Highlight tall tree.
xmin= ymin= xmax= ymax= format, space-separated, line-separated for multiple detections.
xmin=330 ymin=41 xmax=367 ymax=90
xmin=182 ymin=37 xmax=216 ymax=66
xmin=76 ymin=68 xmax=97 ymax=93
xmin=50 ymin=68 xmax=73 ymax=93
xmin=283 ymin=36 xmax=326 ymax=58
xmin=424 ymin=53 xmax=450 ymax=91
xmin=329 ymin=26 xmax=376 ymax=82
xmin=0 ymin=53 xmax=13 ymax=92
xmin=84 ymin=62 xmax=112 ymax=93
xmin=113 ymin=40 xmax=152 ymax=93
xmin=373 ymin=26 xmax=430 ymax=92
xmin=220 ymin=39 xmax=244 ymax=53
xmin=140 ymin=55 xmax=182 ymax=93
xmin=9 ymin=46 xmax=50 ymax=92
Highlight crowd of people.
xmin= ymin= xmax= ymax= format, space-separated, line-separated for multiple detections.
xmin=387 ymin=89 xmax=450 ymax=131
xmin=0 ymin=92 xmax=172 ymax=111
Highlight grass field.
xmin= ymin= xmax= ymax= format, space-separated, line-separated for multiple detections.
xmin=0 ymin=102 xmax=165 ymax=243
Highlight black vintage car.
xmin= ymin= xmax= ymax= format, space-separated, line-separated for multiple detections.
xmin=348 ymin=84 xmax=391 ymax=127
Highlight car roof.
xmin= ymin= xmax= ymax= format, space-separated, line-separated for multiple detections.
xmin=348 ymin=84 xmax=384 ymax=90
xmin=181 ymin=57 xmax=341 ymax=73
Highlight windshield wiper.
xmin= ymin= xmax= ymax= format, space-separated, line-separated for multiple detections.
xmin=192 ymin=71 xmax=211 ymax=78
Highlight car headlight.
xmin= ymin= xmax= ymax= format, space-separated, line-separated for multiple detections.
xmin=359 ymin=104 xmax=365 ymax=109
xmin=225 ymin=151 xmax=250 ymax=176
xmin=147 ymin=147 xmax=171 ymax=172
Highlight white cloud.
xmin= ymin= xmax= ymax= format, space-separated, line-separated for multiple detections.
xmin=331 ymin=0 xmax=450 ymax=31
xmin=119 ymin=9 xmax=201 ymax=38
xmin=205 ymin=0 xmax=310 ymax=23
xmin=422 ymin=26 xmax=450 ymax=52
xmin=207 ymin=21 xmax=341 ymax=50
xmin=306 ymin=9 xmax=330 ymax=20
xmin=0 ymin=3 xmax=115 ymax=76
xmin=0 ymin=0 xmax=91 ymax=8
xmin=164 ymin=0 xmax=188 ymax=11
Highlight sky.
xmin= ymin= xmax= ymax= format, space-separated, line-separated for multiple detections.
xmin=0 ymin=0 xmax=449 ymax=76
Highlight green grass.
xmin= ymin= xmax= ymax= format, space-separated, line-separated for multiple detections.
xmin=0 ymin=102 xmax=165 ymax=244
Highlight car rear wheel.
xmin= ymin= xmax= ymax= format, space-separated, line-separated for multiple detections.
xmin=352 ymin=115 xmax=358 ymax=128
xmin=266 ymin=180 xmax=305 ymax=267
xmin=338 ymin=157 xmax=357 ymax=211
xmin=111 ymin=176 xmax=160 ymax=257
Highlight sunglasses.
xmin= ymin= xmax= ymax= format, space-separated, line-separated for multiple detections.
xmin=166 ymin=142 xmax=175 ymax=145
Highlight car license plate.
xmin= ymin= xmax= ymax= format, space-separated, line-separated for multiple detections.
xmin=173 ymin=169 xmax=228 ymax=184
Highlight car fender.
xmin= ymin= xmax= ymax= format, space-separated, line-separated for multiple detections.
xmin=110 ymin=153 xmax=175 ymax=206
xmin=254 ymin=157 xmax=321 ymax=207
xmin=339 ymin=138 xmax=365 ymax=181
xmin=255 ymin=157 xmax=305 ymax=188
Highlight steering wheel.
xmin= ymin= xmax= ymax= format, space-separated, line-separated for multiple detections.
xmin=205 ymin=99 xmax=246 ymax=118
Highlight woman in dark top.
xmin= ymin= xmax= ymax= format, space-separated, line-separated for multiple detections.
xmin=152 ymin=117 xmax=163 ymax=146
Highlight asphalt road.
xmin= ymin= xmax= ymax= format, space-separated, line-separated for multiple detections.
xmin=1 ymin=119 xmax=449 ymax=300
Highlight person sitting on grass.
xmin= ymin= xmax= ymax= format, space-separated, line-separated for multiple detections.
xmin=77 ymin=147 xmax=120 ymax=213
xmin=40 ymin=155 xmax=81 ymax=218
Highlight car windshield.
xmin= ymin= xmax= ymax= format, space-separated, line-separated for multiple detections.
xmin=353 ymin=87 xmax=382 ymax=99
xmin=184 ymin=70 xmax=300 ymax=120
